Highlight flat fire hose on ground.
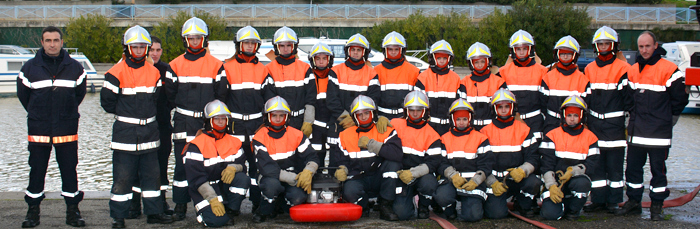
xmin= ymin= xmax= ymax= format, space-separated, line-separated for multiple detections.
xmin=626 ymin=183 xmax=700 ymax=208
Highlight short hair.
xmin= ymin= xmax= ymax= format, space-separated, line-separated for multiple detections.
xmin=42 ymin=26 xmax=63 ymax=40
xmin=151 ymin=35 xmax=162 ymax=45
xmin=638 ymin=31 xmax=657 ymax=44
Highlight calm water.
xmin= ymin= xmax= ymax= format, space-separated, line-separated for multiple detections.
xmin=0 ymin=94 xmax=698 ymax=191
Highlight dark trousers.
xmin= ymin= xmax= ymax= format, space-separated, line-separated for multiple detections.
xmin=540 ymin=176 xmax=591 ymax=220
xmin=172 ymin=141 xmax=190 ymax=204
xmin=242 ymin=139 xmax=261 ymax=209
xmin=342 ymin=161 xmax=401 ymax=209
xmin=625 ymin=145 xmax=670 ymax=202
xmin=434 ymin=182 xmax=486 ymax=222
xmin=25 ymin=141 xmax=83 ymax=206
xmin=310 ymin=124 xmax=328 ymax=167
xmin=590 ymin=147 xmax=625 ymax=204
xmin=132 ymin=127 xmax=172 ymax=199
xmin=257 ymin=176 xmax=308 ymax=216
xmin=393 ymin=174 xmax=438 ymax=220
xmin=484 ymin=175 xmax=542 ymax=219
xmin=110 ymin=151 xmax=163 ymax=219
xmin=193 ymin=173 xmax=250 ymax=227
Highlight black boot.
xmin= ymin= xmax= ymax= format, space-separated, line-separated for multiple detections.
xmin=147 ymin=213 xmax=174 ymax=224
xmin=161 ymin=191 xmax=173 ymax=215
xmin=126 ymin=192 xmax=141 ymax=219
xmin=614 ymin=199 xmax=642 ymax=215
xmin=650 ymin=201 xmax=664 ymax=221
xmin=172 ymin=203 xmax=187 ymax=221
xmin=564 ymin=210 xmax=581 ymax=221
xmin=21 ymin=205 xmax=40 ymax=228
xmin=378 ymin=199 xmax=398 ymax=221
xmin=417 ymin=197 xmax=430 ymax=219
xmin=66 ymin=204 xmax=86 ymax=227
xmin=252 ymin=213 xmax=267 ymax=223
xmin=583 ymin=202 xmax=607 ymax=212
xmin=111 ymin=218 xmax=125 ymax=229
xmin=443 ymin=205 xmax=457 ymax=220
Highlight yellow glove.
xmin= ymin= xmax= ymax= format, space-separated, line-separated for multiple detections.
xmin=548 ymin=185 xmax=564 ymax=204
xmin=507 ymin=167 xmax=526 ymax=183
xmin=335 ymin=165 xmax=348 ymax=182
xmin=376 ymin=116 xmax=392 ymax=134
xmin=209 ymin=198 xmax=225 ymax=217
xmin=300 ymin=122 xmax=313 ymax=137
xmin=221 ymin=166 xmax=237 ymax=184
xmin=463 ymin=180 xmax=478 ymax=191
xmin=295 ymin=169 xmax=314 ymax=194
xmin=557 ymin=167 xmax=574 ymax=186
xmin=397 ymin=170 xmax=413 ymax=185
xmin=491 ymin=181 xmax=508 ymax=197
xmin=451 ymin=174 xmax=467 ymax=189
xmin=339 ymin=114 xmax=355 ymax=129
xmin=358 ymin=136 xmax=370 ymax=149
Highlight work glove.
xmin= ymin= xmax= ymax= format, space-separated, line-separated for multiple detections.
xmin=335 ymin=165 xmax=348 ymax=182
xmin=451 ymin=173 xmax=467 ymax=189
xmin=548 ymin=185 xmax=564 ymax=204
xmin=376 ymin=116 xmax=392 ymax=134
xmin=557 ymin=167 xmax=574 ymax=186
xmin=506 ymin=167 xmax=526 ymax=183
xmin=296 ymin=169 xmax=314 ymax=194
xmin=463 ymin=180 xmax=478 ymax=191
xmin=301 ymin=122 xmax=313 ymax=137
xmin=397 ymin=170 xmax=413 ymax=185
xmin=339 ymin=114 xmax=355 ymax=129
xmin=221 ymin=166 xmax=237 ymax=184
xmin=491 ymin=181 xmax=508 ymax=197
xmin=358 ymin=136 xmax=370 ymax=148
xmin=209 ymin=198 xmax=225 ymax=217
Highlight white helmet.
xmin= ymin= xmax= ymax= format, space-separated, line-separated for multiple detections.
xmin=560 ymin=95 xmax=588 ymax=126
xmin=429 ymin=40 xmax=454 ymax=68
xmin=448 ymin=98 xmax=475 ymax=129
xmin=181 ymin=17 xmax=208 ymax=37
xmin=466 ymin=42 xmax=492 ymax=72
xmin=235 ymin=26 xmax=261 ymax=55
xmin=204 ymin=100 xmax=231 ymax=119
xmin=123 ymin=25 xmax=152 ymax=46
xmin=273 ymin=26 xmax=298 ymax=56
xmin=490 ymin=88 xmax=518 ymax=119
xmin=350 ymin=95 xmax=378 ymax=127
xmin=592 ymin=26 xmax=619 ymax=56
xmin=264 ymin=96 xmax=291 ymax=130
xmin=509 ymin=30 xmax=536 ymax=61
xmin=308 ymin=42 xmax=334 ymax=69
xmin=403 ymin=90 xmax=430 ymax=123
xmin=553 ymin=35 xmax=580 ymax=65
xmin=345 ymin=33 xmax=371 ymax=61
xmin=382 ymin=31 xmax=407 ymax=48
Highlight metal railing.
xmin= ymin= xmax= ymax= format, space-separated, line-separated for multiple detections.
xmin=0 ymin=4 xmax=696 ymax=24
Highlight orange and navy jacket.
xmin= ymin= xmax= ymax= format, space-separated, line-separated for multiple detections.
xmin=100 ymin=58 xmax=161 ymax=154
xmin=390 ymin=118 xmax=442 ymax=173
xmin=627 ymin=49 xmax=688 ymax=148
xmin=479 ymin=117 xmax=539 ymax=175
xmin=164 ymin=50 xmax=227 ymax=143
xmin=374 ymin=59 xmax=420 ymax=119
xmin=337 ymin=126 xmax=402 ymax=177
xmin=223 ymin=55 xmax=276 ymax=142
xmin=540 ymin=125 xmax=599 ymax=176
xmin=584 ymin=57 xmax=631 ymax=148
xmin=18 ymin=48 xmax=86 ymax=144
xmin=415 ymin=66 xmax=462 ymax=135
xmin=458 ymin=73 xmax=507 ymax=130
xmin=184 ymin=131 xmax=245 ymax=193
xmin=327 ymin=60 xmax=380 ymax=124
xmin=497 ymin=60 xmax=548 ymax=135
xmin=540 ymin=66 xmax=591 ymax=133
xmin=310 ymin=69 xmax=336 ymax=129
xmin=252 ymin=127 xmax=320 ymax=179
xmin=438 ymin=128 xmax=493 ymax=178
xmin=266 ymin=57 xmax=315 ymax=129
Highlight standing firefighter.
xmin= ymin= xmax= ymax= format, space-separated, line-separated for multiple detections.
xmin=266 ymin=26 xmax=316 ymax=134
xmin=390 ymin=90 xmax=441 ymax=220
xmin=164 ymin=17 xmax=227 ymax=220
xmin=307 ymin=42 xmax=336 ymax=166
xmin=459 ymin=42 xmax=507 ymax=131
xmin=480 ymin=89 xmax=541 ymax=219
xmin=222 ymin=25 xmax=275 ymax=214
xmin=416 ymin=40 xmax=462 ymax=135
xmin=102 ymin=26 xmax=173 ymax=228
xmin=541 ymin=35 xmax=591 ymax=134
xmin=615 ymin=31 xmax=688 ymax=221
xmin=374 ymin=31 xmax=420 ymax=120
xmin=335 ymin=95 xmax=403 ymax=221
xmin=183 ymin=100 xmax=249 ymax=227
xmin=540 ymin=95 xmax=599 ymax=220
xmin=17 ymin=26 xmax=87 ymax=228
xmin=252 ymin=96 xmax=320 ymax=223
xmin=498 ymin=30 xmax=548 ymax=140
xmin=434 ymin=98 xmax=494 ymax=222
xmin=583 ymin=26 xmax=631 ymax=213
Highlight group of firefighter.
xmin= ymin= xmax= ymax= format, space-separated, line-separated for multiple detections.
xmin=18 ymin=15 xmax=689 ymax=228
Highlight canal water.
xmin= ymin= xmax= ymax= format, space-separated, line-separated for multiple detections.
xmin=0 ymin=94 xmax=699 ymax=191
